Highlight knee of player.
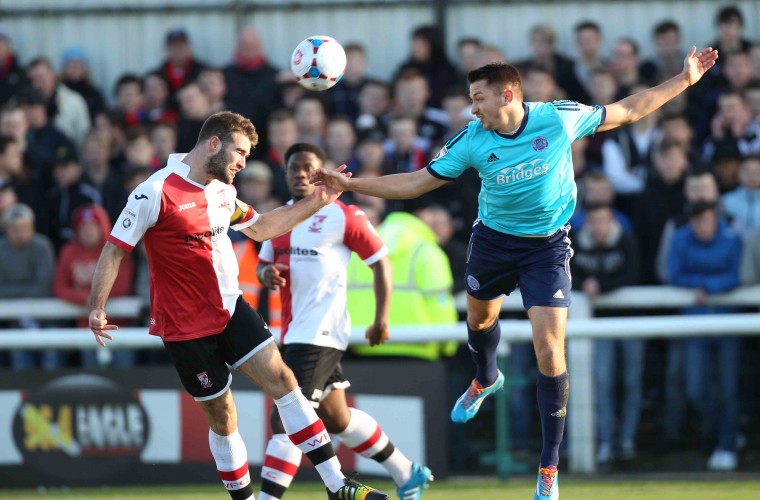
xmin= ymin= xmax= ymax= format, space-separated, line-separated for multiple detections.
xmin=466 ymin=316 xmax=498 ymax=332
xmin=318 ymin=407 xmax=350 ymax=434
xmin=535 ymin=344 xmax=564 ymax=365
xmin=207 ymin=403 xmax=237 ymax=434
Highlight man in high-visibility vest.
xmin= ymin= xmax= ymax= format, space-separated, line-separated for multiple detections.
xmin=232 ymin=238 xmax=282 ymax=331
xmin=348 ymin=209 xmax=458 ymax=360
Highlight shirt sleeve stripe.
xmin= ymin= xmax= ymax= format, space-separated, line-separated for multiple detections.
xmin=107 ymin=235 xmax=135 ymax=252
xmin=362 ymin=245 xmax=388 ymax=265
xmin=426 ymin=165 xmax=457 ymax=181
xmin=230 ymin=211 xmax=260 ymax=231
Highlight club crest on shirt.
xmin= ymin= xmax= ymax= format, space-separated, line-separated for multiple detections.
xmin=532 ymin=136 xmax=549 ymax=152
xmin=196 ymin=371 xmax=212 ymax=389
xmin=308 ymin=215 xmax=327 ymax=233
xmin=432 ymin=145 xmax=448 ymax=161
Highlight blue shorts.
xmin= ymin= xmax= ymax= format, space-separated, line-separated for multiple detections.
xmin=465 ymin=220 xmax=573 ymax=309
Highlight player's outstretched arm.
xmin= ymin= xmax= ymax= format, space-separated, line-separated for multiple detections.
xmin=312 ymin=166 xmax=448 ymax=200
xmin=598 ymin=46 xmax=718 ymax=133
xmin=88 ymin=242 xmax=127 ymax=346
xmin=243 ymin=166 xmax=347 ymax=242
xmin=366 ymin=256 xmax=392 ymax=346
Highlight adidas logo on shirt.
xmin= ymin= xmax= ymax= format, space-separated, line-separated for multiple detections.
xmin=486 ymin=152 xmax=499 ymax=163
xmin=553 ymin=289 xmax=565 ymax=299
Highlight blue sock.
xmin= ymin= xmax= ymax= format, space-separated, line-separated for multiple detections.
xmin=467 ymin=320 xmax=501 ymax=386
xmin=537 ymin=371 xmax=569 ymax=468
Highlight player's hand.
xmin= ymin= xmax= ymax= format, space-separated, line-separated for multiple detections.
xmin=260 ymin=263 xmax=288 ymax=290
xmin=89 ymin=308 xmax=118 ymax=347
xmin=683 ymin=46 xmax=718 ymax=86
xmin=310 ymin=165 xmax=352 ymax=191
xmin=365 ymin=322 xmax=390 ymax=346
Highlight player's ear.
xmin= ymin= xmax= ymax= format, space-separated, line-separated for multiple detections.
xmin=503 ymin=88 xmax=513 ymax=105
xmin=209 ymin=135 xmax=222 ymax=154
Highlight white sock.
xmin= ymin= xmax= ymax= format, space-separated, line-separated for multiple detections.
xmin=259 ymin=433 xmax=303 ymax=499
xmin=337 ymin=408 xmax=413 ymax=486
xmin=275 ymin=389 xmax=344 ymax=492
xmin=209 ymin=428 xmax=255 ymax=499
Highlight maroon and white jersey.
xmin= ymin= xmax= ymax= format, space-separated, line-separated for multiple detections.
xmin=109 ymin=154 xmax=259 ymax=341
xmin=259 ymin=201 xmax=386 ymax=350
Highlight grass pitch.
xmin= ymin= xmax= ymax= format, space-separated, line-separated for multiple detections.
xmin=1 ymin=478 xmax=759 ymax=500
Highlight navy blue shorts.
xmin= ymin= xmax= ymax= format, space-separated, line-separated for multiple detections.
xmin=465 ymin=220 xmax=573 ymax=310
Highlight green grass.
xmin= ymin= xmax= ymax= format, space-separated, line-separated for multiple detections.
xmin=2 ymin=479 xmax=760 ymax=500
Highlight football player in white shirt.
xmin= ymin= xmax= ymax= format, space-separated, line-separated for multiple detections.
xmin=257 ymin=143 xmax=433 ymax=500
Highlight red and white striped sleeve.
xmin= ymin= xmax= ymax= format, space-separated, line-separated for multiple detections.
xmin=230 ymin=199 xmax=260 ymax=231
xmin=340 ymin=202 xmax=387 ymax=265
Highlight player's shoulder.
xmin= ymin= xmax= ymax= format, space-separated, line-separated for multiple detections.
xmin=333 ymin=199 xmax=363 ymax=219
xmin=131 ymin=168 xmax=173 ymax=197
xmin=546 ymin=100 xmax=601 ymax=114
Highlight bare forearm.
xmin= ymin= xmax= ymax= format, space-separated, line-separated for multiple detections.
xmin=371 ymin=258 xmax=392 ymax=325
xmin=616 ymin=73 xmax=689 ymax=124
xmin=246 ymin=196 xmax=324 ymax=242
xmin=348 ymin=171 xmax=441 ymax=199
xmin=89 ymin=243 xmax=126 ymax=309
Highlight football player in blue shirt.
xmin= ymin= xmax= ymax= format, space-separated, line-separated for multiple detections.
xmin=313 ymin=46 xmax=718 ymax=499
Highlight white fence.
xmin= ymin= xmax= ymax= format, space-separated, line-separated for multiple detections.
xmin=1 ymin=286 xmax=760 ymax=473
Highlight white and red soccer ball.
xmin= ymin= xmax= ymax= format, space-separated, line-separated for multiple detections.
xmin=291 ymin=36 xmax=347 ymax=91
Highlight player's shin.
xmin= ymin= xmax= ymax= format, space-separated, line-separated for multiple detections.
xmin=259 ymin=433 xmax=303 ymax=500
xmin=467 ymin=320 xmax=501 ymax=386
xmin=274 ymin=389 xmax=344 ymax=493
xmin=536 ymin=371 xmax=569 ymax=468
xmin=337 ymin=408 xmax=413 ymax=486
xmin=209 ymin=429 xmax=254 ymax=500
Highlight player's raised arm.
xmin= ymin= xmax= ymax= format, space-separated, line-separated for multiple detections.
xmin=598 ymin=46 xmax=718 ymax=133
xmin=311 ymin=166 xmax=448 ymax=200
xmin=88 ymin=242 xmax=128 ymax=346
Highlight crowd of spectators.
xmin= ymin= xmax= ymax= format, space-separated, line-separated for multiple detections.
xmin=0 ymin=3 xmax=759 ymax=473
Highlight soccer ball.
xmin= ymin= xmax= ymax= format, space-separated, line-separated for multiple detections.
xmin=291 ymin=36 xmax=347 ymax=91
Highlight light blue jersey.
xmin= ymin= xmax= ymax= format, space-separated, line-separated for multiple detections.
xmin=427 ymin=100 xmax=606 ymax=236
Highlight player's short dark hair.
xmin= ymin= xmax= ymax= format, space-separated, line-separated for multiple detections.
xmin=468 ymin=63 xmax=522 ymax=95
xmin=197 ymin=111 xmax=258 ymax=148
xmin=284 ymin=142 xmax=327 ymax=166
xmin=654 ymin=20 xmax=680 ymax=36
xmin=716 ymin=5 xmax=743 ymax=26
xmin=575 ymin=21 xmax=601 ymax=34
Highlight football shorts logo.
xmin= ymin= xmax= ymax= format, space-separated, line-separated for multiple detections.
xmin=196 ymin=371 xmax=213 ymax=389
xmin=432 ymin=145 xmax=448 ymax=161
xmin=532 ymin=136 xmax=549 ymax=152
xmin=466 ymin=275 xmax=480 ymax=291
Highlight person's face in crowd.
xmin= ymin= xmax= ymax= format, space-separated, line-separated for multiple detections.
xmin=345 ymin=48 xmax=367 ymax=82
xmin=27 ymin=64 xmax=57 ymax=99
xmin=5 ymin=217 xmax=34 ymax=247
xmin=724 ymin=52 xmax=753 ymax=89
xmin=82 ymin=136 xmax=111 ymax=171
xmin=717 ymin=18 xmax=743 ymax=48
xmin=0 ymin=108 xmax=28 ymax=143
xmin=661 ymin=117 xmax=693 ymax=147
xmin=177 ymin=84 xmax=211 ymax=120
xmin=716 ymin=92 xmax=747 ymax=123
xmin=576 ymin=27 xmax=602 ymax=61
xmin=611 ymin=40 xmax=638 ymax=76
xmin=0 ymin=38 xmax=11 ymax=61
xmin=286 ymin=151 xmax=320 ymax=201
xmin=294 ymin=99 xmax=326 ymax=134
xmin=62 ymin=59 xmax=88 ymax=82
xmin=53 ymin=161 xmax=83 ymax=188
xmin=150 ymin=125 xmax=177 ymax=161
xmin=458 ymin=41 xmax=481 ymax=74
xmin=477 ymin=46 xmax=505 ymax=66
xmin=416 ymin=206 xmax=454 ymax=245
xmin=743 ymin=87 xmax=760 ymax=118
xmin=0 ymin=187 xmax=18 ymax=217
xmin=167 ymin=39 xmax=192 ymax=66
xmin=394 ymin=77 xmax=429 ymax=114
xmin=713 ymin=157 xmax=742 ymax=193
xmin=530 ymin=33 xmax=554 ymax=60
xmin=388 ymin=118 xmax=417 ymax=153
xmin=750 ymin=44 xmax=760 ymax=79
xmin=239 ymin=176 xmax=273 ymax=206
xmin=358 ymin=82 xmax=390 ymax=117
xmin=586 ymin=206 xmax=614 ymax=244
xmin=116 ymin=82 xmax=144 ymax=114
xmin=655 ymin=29 xmax=681 ymax=60
xmin=325 ymin=121 xmax=356 ymax=157
xmin=206 ymin=132 xmax=250 ymax=185
xmin=685 ymin=174 xmax=719 ymax=203
xmin=198 ymin=70 xmax=227 ymax=104
xmin=281 ymin=83 xmax=306 ymax=109
xmin=77 ymin=218 xmax=102 ymax=248
xmin=655 ymin=146 xmax=688 ymax=184
xmin=411 ymin=35 xmax=432 ymax=63
xmin=523 ymin=70 xmax=557 ymax=102
xmin=94 ymin=113 xmax=126 ymax=158
xmin=22 ymin=103 xmax=47 ymax=129
xmin=583 ymin=177 xmax=614 ymax=205
xmin=236 ymin=29 xmax=264 ymax=61
xmin=0 ymin=142 xmax=22 ymax=177
xmin=587 ymin=72 xmax=618 ymax=105
xmin=125 ymin=136 xmax=155 ymax=168
xmin=691 ymin=209 xmax=718 ymax=243
xmin=268 ymin=117 xmax=298 ymax=153
xmin=143 ymin=74 xmax=169 ymax=109
xmin=356 ymin=140 xmax=385 ymax=170
xmin=739 ymin=157 xmax=760 ymax=189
